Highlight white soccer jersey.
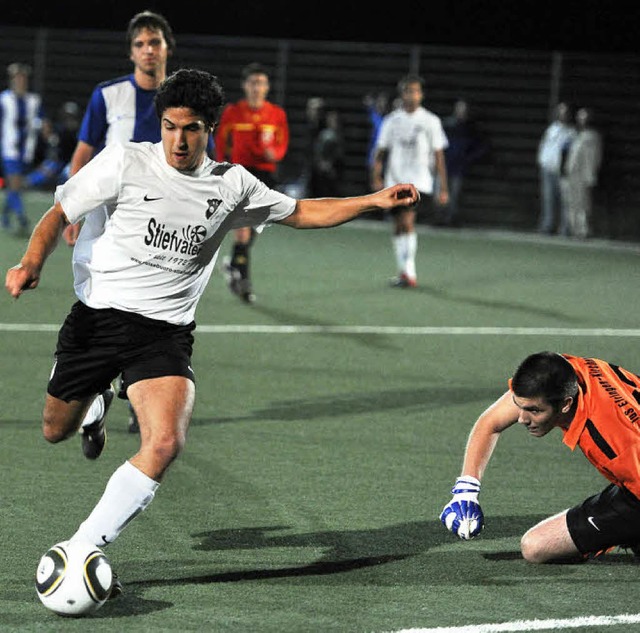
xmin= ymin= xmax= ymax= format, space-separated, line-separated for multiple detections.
xmin=376 ymin=106 xmax=448 ymax=194
xmin=56 ymin=142 xmax=296 ymax=325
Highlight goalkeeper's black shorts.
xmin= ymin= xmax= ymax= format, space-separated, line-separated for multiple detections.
xmin=566 ymin=483 xmax=640 ymax=555
xmin=47 ymin=301 xmax=196 ymax=402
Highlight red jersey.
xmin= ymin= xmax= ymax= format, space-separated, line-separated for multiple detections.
xmin=561 ymin=355 xmax=640 ymax=500
xmin=215 ymin=100 xmax=289 ymax=173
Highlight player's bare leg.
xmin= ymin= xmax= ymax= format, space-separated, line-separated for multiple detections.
xmin=520 ymin=510 xmax=581 ymax=563
xmin=69 ymin=376 xmax=195 ymax=552
xmin=126 ymin=375 xmax=195 ymax=481
xmin=390 ymin=208 xmax=418 ymax=287
xmin=42 ymin=394 xmax=97 ymax=443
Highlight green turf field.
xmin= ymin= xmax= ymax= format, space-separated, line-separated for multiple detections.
xmin=2 ymin=192 xmax=640 ymax=632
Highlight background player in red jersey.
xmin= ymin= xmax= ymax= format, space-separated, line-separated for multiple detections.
xmin=215 ymin=62 xmax=289 ymax=303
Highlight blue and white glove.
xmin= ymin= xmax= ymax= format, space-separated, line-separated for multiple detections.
xmin=440 ymin=475 xmax=484 ymax=540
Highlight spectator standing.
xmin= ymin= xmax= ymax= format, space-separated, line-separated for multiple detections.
xmin=0 ymin=63 xmax=45 ymax=235
xmin=560 ymin=107 xmax=603 ymax=240
xmin=309 ymin=108 xmax=345 ymax=197
xmin=215 ymin=62 xmax=289 ymax=304
xmin=371 ymin=74 xmax=449 ymax=288
xmin=439 ymin=99 xmax=489 ymax=227
xmin=363 ymin=91 xmax=390 ymax=170
xmin=537 ymin=102 xmax=576 ymax=235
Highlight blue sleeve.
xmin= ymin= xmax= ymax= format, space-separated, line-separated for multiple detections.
xmin=77 ymin=87 xmax=108 ymax=149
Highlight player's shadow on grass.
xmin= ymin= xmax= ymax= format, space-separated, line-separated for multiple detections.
xmin=191 ymin=385 xmax=498 ymax=425
xmin=410 ymin=284 xmax=580 ymax=322
xmin=247 ymin=302 xmax=399 ymax=351
xmin=119 ymin=513 xmax=545 ymax=597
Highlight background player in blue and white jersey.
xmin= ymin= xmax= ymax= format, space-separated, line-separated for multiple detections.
xmin=62 ymin=10 xmax=176 ymax=248
xmin=62 ymin=10 xmax=176 ymax=434
xmin=0 ymin=62 xmax=46 ymax=235
xmin=5 ymin=69 xmax=419 ymax=594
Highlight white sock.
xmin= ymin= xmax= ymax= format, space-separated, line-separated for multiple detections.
xmin=80 ymin=392 xmax=105 ymax=429
xmin=404 ymin=232 xmax=417 ymax=279
xmin=392 ymin=235 xmax=406 ymax=273
xmin=70 ymin=461 xmax=159 ymax=547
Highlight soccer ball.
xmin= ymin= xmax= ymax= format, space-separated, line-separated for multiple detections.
xmin=35 ymin=539 xmax=113 ymax=616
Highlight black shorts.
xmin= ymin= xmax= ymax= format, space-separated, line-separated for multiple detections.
xmin=47 ymin=301 xmax=196 ymax=402
xmin=566 ymin=483 xmax=640 ymax=554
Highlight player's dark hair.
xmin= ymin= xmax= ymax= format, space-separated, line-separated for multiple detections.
xmin=398 ymin=73 xmax=424 ymax=93
xmin=154 ymin=68 xmax=226 ymax=129
xmin=241 ymin=62 xmax=270 ymax=81
xmin=127 ymin=10 xmax=176 ymax=54
xmin=511 ymin=352 xmax=579 ymax=406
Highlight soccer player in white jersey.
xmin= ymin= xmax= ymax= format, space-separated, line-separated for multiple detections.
xmin=5 ymin=68 xmax=419 ymax=595
xmin=371 ymin=74 xmax=449 ymax=288
xmin=62 ymin=10 xmax=176 ymax=434
xmin=0 ymin=62 xmax=45 ymax=235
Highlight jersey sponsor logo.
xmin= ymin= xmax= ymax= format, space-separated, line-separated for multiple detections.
xmin=205 ymin=198 xmax=223 ymax=220
xmin=144 ymin=194 xmax=163 ymax=202
xmin=144 ymin=218 xmax=206 ymax=255
xmin=587 ymin=516 xmax=601 ymax=531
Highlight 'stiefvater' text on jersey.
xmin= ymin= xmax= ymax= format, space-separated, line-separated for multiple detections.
xmin=56 ymin=142 xmax=296 ymax=324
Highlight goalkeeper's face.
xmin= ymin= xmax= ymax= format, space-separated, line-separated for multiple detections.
xmin=512 ymin=394 xmax=570 ymax=437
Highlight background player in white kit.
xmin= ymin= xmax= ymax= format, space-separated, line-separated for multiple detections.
xmin=371 ymin=74 xmax=449 ymax=288
xmin=5 ymin=68 xmax=419 ymax=593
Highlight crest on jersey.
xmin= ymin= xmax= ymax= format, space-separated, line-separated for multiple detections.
xmin=205 ymin=198 xmax=223 ymax=220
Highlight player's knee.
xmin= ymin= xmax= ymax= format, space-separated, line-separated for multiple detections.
xmin=520 ymin=531 xmax=548 ymax=564
xmin=149 ymin=432 xmax=186 ymax=466
xmin=42 ymin=416 xmax=74 ymax=443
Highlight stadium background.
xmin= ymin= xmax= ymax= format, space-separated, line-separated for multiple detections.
xmin=1 ymin=0 xmax=639 ymax=240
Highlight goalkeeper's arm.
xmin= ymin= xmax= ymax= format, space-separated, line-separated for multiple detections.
xmin=440 ymin=391 xmax=520 ymax=539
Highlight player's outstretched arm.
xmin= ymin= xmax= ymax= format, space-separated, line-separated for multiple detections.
xmin=5 ymin=202 xmax=69 ymax=298
xmin=440 ymin=391 xmax=520 ymax=540
xmin=279 ymin=183 xmax=419 ymax=229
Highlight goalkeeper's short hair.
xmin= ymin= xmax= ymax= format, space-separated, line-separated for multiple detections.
xmin=511 ymin=351 xmax=579 ymax=406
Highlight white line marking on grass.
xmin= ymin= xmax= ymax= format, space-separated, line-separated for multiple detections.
xmin=386 ymin=612 xmax=640 ymax=632
xmin=3 ymin=324 xmax=640 ymax=337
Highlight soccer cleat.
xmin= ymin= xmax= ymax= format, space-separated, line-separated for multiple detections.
xmin=81 ymin=386 xmax=115 ymax=460
xmin=222 ymin=257 xmax=255 ymax=304
xmin=236 ymin=278 xmax=256 ymax=304
xmin=389 ymin=273 xmax=417 ymax=288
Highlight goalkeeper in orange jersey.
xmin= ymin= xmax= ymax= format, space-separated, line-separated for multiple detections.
xmin=441 ymin=351 xmax=640 ymax=563
xmin=215 ymin=62 xmax=289 ymax=304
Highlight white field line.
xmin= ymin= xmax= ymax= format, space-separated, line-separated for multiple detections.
xmin=3 ymin=323 xmax=640 ymax=337
xmin=385 ymin=612 xmax=640 ymax=632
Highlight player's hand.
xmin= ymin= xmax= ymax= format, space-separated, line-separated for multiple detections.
xmin=377 ymin=183 xmax=419 ymax=209
xmin=437 ymin=189 xmax=449 ymax=206
xmin=5 ymin=263 xmax=41 ymax=298
xmin=440 ymin=475 xmax=484 ymax=540
xmin=62 ymin=222 xmax=80 ymax=247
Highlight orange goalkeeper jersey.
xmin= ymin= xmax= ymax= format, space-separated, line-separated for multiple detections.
xmin=561 ymin=355 xmax=640 ymax=500
xmin=214 ymin=100 xmax=289 ymax=173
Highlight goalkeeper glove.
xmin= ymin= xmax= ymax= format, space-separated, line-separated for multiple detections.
xmin=440 ymin=475 xmax=484 ymax=540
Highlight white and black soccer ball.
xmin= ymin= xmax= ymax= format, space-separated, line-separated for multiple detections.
xmin=35 ymin=539 xmax=113 ymax=616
